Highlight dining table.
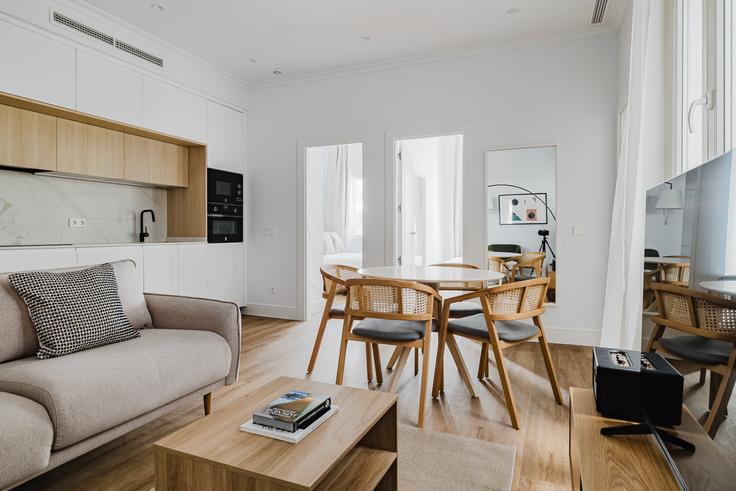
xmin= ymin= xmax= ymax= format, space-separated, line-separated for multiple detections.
xmin=488 ymin=251 xmax=522 ymax=259
xmin=699 ymin=280 xmax=736 ymax=298
xmin=642 ymin=257 xmax=690 ymax=265
xmin=358 ymin=265 xmax=505 ymax=291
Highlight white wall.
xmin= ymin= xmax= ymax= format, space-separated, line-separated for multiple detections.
xmin=247 ymin=32 xmax=619 ymax=345
xmin=487 ymin=146 xmax=556 ymax=266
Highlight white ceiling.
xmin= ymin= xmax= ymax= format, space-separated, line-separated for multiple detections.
xmin=82 ymin=0 xmax=623 ymax=84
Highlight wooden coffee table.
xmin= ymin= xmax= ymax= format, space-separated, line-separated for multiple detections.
xmin=154 ymin=376 xmax=398 ymax=490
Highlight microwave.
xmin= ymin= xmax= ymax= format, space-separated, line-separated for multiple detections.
xmin=207 ymin=169 xmax=243 ymax=243
xmin=207 ymin=168 xmax=243 ymax=205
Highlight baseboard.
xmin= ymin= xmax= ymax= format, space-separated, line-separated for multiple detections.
xmin=543 ymin=326 xmax=601 ymax=347
xmin=244 ymin=303 xmax=301 ymax=320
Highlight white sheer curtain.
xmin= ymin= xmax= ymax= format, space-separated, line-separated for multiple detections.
xmin=323 ymin=145 xmax=349 ymax=241
xmin=449 ymin=135 xmax=463 ymax=258
xmin=601 ymin=0 xmax=664 ymax=350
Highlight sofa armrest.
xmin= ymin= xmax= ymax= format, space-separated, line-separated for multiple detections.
xmin=144 ymin=294 xmax=241 ymax=384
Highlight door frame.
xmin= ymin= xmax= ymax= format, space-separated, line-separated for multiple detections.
xmin=297 ymin=136 xmax=366 ymax=321
xmin=385 ymin=123 xmax=476 ymax=268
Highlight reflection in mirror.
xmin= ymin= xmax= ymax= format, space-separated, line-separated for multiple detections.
xmin=486 ymin=145 xmax=557 ymax=302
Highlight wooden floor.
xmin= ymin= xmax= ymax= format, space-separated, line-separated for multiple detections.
xmin=16 ymin=314 xmax=736 ymax=491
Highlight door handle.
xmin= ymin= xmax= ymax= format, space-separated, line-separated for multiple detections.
xmin=688 ymin=91 xmax=714 ymax=134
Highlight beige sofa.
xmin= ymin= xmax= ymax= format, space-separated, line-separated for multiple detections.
xmin=0 ymin=260 xmax=241 ymax=490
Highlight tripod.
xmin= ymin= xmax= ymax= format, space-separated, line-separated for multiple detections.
xmin=539 ymin=235 xmax=556 ymax=270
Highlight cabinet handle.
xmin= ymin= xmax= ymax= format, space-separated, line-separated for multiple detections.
xmin=687 ymin=91 xmax=713 ymax=134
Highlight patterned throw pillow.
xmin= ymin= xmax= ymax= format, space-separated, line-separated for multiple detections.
xmin=8 ymin=263 xmax=140 ymax=359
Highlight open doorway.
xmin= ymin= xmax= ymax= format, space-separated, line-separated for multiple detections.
xmin=395 ymin=134 xmax=463 ymax=266
xmin=305 ymin=142 xmax=363 ymax=315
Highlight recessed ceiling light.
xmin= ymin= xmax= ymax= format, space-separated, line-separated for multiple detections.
xmin=360 ymin=36 xmax=371 ymax=42
xmin=272 ymin=68 xmax=283 ymax=75
xmin=506 ymin=7 xmax=520 ymax=15
xmin=150 ymin=3 xmax=165 ymax=12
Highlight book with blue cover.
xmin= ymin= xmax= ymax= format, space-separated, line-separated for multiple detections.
xmin=252 ymin=390 xmax=331 ymax=433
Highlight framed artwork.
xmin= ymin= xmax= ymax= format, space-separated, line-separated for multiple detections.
xmin=498 ymin=193 xmax=548 ymax=225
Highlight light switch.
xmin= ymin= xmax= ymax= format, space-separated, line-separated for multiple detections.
xmin=572 ymin=226 xmax=585 ymax=236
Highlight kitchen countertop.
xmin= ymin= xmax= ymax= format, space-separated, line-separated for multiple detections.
xmin=0 ymin=240 xmax=207 ymax=250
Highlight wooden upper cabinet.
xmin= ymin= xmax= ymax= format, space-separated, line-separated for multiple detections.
xmin=0 ymin=104 xmax=57 ymax=171
xmin=124 ymin=134 xmax=188 ymax=187
xmin=57 ymin=119 xmax=124 ymax=179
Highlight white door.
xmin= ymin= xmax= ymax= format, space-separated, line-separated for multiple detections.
xmin=178 ymin=244 xmax=207 ymax=297
xmin=207 ymin=101 xmax=245 ymax=174
xmin=143 ymin=245 xmax=179 ymax=294
xmin=178 ymin=90 xmax=208 ymax=143
xmin=207 ymin=243 xmax=244 ymax=306
xmin=142 ymin=76 xmax=178 ymax=135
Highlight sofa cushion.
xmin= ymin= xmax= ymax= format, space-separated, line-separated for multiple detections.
xmin=0 ymin=329 xmax=231 ymax=450
xmin=0 ymin=392 xmax=53 ymax=489
xmin=0 ymin=260 xmax=152 ymax=363
xmin=9 ymin=263 xmax=141 ymax=359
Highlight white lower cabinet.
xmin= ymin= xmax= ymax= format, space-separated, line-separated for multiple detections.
xmin=0 ymin=248 xmax=77 ymax=273
xmin=77 ymin=246 xmax=144 ymax=291
xmin=143 ymin=245 xmax=179 ymax=294
xmin=206 ymin=243 xmax=244 ymax=306
xmin=178 ymin=244 xmax=207 ymax=297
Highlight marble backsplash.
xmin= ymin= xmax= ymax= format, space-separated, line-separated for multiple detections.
xmin=0 ymin=169 xmax=167 ymax=245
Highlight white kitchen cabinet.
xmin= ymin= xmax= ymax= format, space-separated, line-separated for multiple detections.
xmin=76 ymin=246 xmax=144 ymax=290
xmin=0 ymin=20 xmax=76 ymax=108
xmin=207 ymin=100 xmax=245 ymax=174
xmin=0 ymin=248 xmax=77 ymax=273
xmin=143 ymin=245 xmax=179 ymax=294
xmin=142 ymin=76 xmax=178 ymax=136
xmin=178 ymin=244 xmax=207 ymax=297
xmin=178 ymin=90 xmax=207 ymax=143
xmin=76 ymin=51 xmax=143 ymax=126
xmin=206 ymin=243 xmax=244 ymax=306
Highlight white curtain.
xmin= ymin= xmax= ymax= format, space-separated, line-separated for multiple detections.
xmin=601 ymin=0 xmax=664 ymax=350
xmin=323 ymin=145 xmax=349 ymax=241
xmin=450 ymin=135 xmax=463 ymax=257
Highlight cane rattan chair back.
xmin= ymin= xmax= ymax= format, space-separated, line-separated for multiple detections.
xmin=321 ymin=264 xmax=362 ymax=297
xmin=488 ymin=256 xmax=508 ymax=279
xmin=430 ymin=263 xmax=485 ymax=292
xmin=651 ymin=284 xmax=736 ymax=341
xmin=480 ymin=277 xmax=550 ymax=321
xmin=344 ymin=278 xmax=437 ymax=321
xmin=509 ymin=252 xmax=545 ymax=281
xmin=658 ymin=262 xmax=690 ymax=287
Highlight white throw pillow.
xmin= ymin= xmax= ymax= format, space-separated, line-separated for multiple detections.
xmin=323 ymin=232 xmax=336 ymax=255
xmin=329 ymin=232 xmax=346 ymax=253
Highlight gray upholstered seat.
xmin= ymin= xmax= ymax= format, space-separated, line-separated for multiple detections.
xmin=659 ymin=336 xmax=733 ymax=366
xmin=513 ymin=274 xmax=535 ymax=282
xmin=447 ymin=314 xmax=538 ymax=342
xmin=329 ymin=306 xmax=345 ymax=316
xmin=449 ymin=301 xmax=483 ymax=317
xmin=352 ymin=318 xmax=428 ymax=342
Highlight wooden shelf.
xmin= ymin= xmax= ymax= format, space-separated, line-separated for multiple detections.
xmin=316 ymin=446 xmax=396 ymax=491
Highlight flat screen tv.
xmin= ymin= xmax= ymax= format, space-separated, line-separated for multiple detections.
xmin=643 ymin=149 xmax=736 ymax=490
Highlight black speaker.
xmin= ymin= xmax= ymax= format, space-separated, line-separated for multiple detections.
xmin=592 ymin=348 xmax=683 ymax=426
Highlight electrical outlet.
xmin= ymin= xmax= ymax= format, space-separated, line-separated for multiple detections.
xmin=268 ymin=285 xmax=277 ymax=293
xmin=68 ymin=218 xmax=87 ymax=228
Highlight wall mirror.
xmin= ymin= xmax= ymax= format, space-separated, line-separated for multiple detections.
xmin=486 ymin=145 xmax=557 ymax=302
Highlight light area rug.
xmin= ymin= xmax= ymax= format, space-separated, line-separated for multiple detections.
xmin=398 ymin=425 xmax=515 ymax=491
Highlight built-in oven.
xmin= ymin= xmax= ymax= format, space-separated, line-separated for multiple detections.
xmin=207 ymin=169 xmax=243 ymax=243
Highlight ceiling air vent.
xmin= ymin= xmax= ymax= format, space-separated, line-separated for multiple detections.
xmin=591 ymin=0 xmax=608 ymax=24
xmin=51 ymin=11 xmax=164 ymax=68
xmin=52 ymin=11 xmax=114 ymax=46
xmin=114 ymin=40 xmax=164 ymax=67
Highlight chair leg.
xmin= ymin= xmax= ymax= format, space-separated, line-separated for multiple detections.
xmin=417 ymin=335 xmax=431 ymax=428
xmin=446 ymin=333 xmax=477 ymax=398
xmin=372 ymin=343 xmax=383 ymax=385
xmin=387 ymin=346 xmax=402 ymax=370
xmin=699 ymin=368 xmax=708 ymax=386
xmin=489 ymin=340 xmax=520 ymax=429
xmin=645 ymin=323 xmax=664 ymax=352
xmin=478 ymin=343 xmax=488 ymax=379
xmin=414 ymin=348 xmax=419 ymax=376
xmin=335 ymin=317 xmax=351 ymax=385
xmin=535 ymin=318 xmax=563 ymax=404
xmin=365 ymin=342 xmax=374 ymax=383
xmin=704 ymin=363 xmax=736 ymax=437
xmin=203 ymin=393 xmax=212 ymax=416
xmin=307 ymin=294 xmax=334 ymax=374
xmin=388 ymin=348 xmax=411 ymax=393
xmin=432 ymin=308 xmax=450 ymax=398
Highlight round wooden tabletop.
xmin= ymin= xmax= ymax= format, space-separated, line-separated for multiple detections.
xmin=358 ymin=265 xmax=505 ymax=284
xmin=488 ymin=251 xmax=522 ymax=259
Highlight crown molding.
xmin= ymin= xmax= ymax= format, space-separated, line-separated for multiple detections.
xmin=61 ymin=0 xmax=249 ymax=90
xmin=250 ymin=24 xmax=616 ymax=91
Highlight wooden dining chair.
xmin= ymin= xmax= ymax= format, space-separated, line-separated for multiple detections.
xmin=658 ymin=261 xmax=690 ymax=287
xmin=431 ymin=277 xmax=562 ymax=429
xmin=643 ymin=266 xmax=662 ymax=311
xmin=488 ymin=256 xmax=509 ymax=282
xmin=645 ymin=283 xmax=736 ymax=437
xmin=336 ymin=278 xmax=440 ymax=427
xmin=306 ymin=264 xmax=363 ymax=374
xmin=508 ymin=252 xmax=545 ymax=282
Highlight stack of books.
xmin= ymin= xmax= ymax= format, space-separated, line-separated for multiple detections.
xmin=241 ymin=390 xmax=339 ymax=443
